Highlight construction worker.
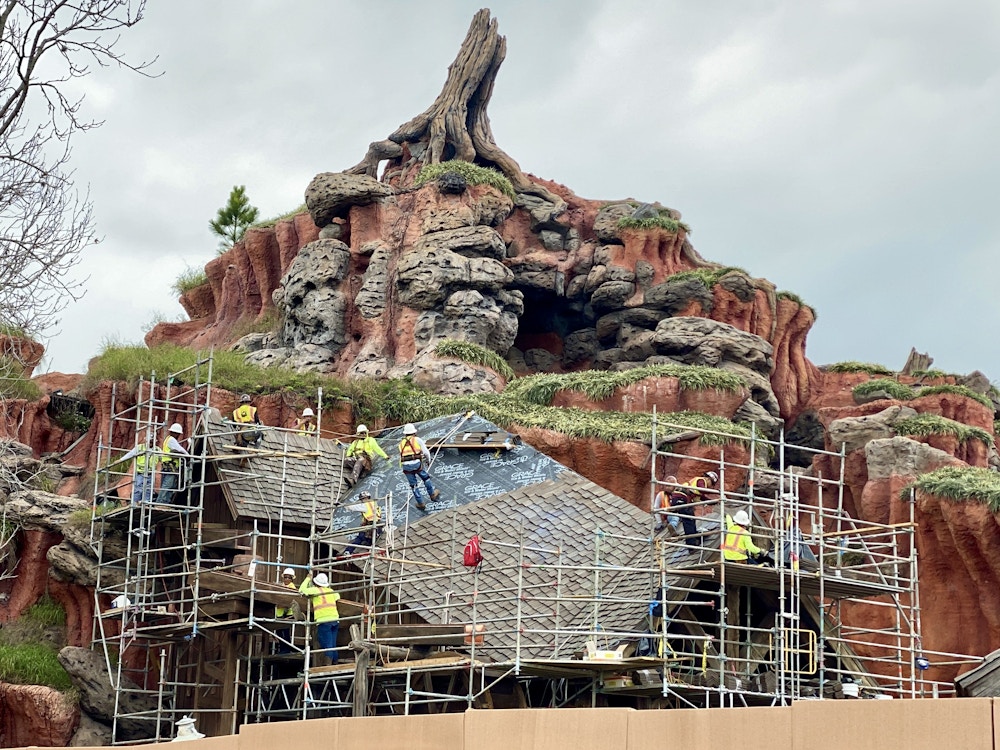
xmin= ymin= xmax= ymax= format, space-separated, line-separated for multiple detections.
xmin=101 ymin=430 xmax=156 ymax=504
xmin=155 ymin=423 xmax=191 ymax=504
xmin=275 ymin=568 xmax=297 ymax=654
xmin=651 ymin=474 xmax=679 ymax=533
xmin=722 ymin=509 xmax=766 ymax=564
xmin=345 ymin=424 xmax=388 ymax=486
xmin=232 ymin=394 xmax=263 ymax=448
xmin=344 ymin=491 xmax=381 ymax=554
xmin=298 ymin=572 xmax=341 ymax=665
xmin=399 ymin=423 xmax=439 ymax=511
xmin=669 ymin=470 xmax=719 ymax=547
xmin=293 ymin=407 xmax=317 ymax=436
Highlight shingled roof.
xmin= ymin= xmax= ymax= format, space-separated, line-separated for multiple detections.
xmin=369 ymin=472 xmax=670 ymax=661
xmin=198 ymin=410 xmax=349 ymax=527
xmin=327 ymin=413 xmax=567 ymax=533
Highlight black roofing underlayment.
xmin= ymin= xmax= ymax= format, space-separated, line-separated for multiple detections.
xmin=328 ymin=413 xmax=567 ymax=533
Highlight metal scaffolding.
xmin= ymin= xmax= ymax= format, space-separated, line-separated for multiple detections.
xmin=87 ymin=365 xmax=977 ymax=744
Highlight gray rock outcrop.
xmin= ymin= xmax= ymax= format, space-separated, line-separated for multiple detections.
xmin=865 ymin=436 xmax=960 ymax=480
xmin=58 ymin=646 xmax=158 ymax=741
xmin=828 ymin=405 xmax=919 ymax=455
xmin=70 ymin=714 xmax=113 ymax=747
xmin=304 ymin=172 xmax=394 ymax=227
xmin=4 ymin=490 xmax=87 ymax=531
xmin=268 ymin=239 xmax=352 ymax=367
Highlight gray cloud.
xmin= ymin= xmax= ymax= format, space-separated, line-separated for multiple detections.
xmin=42 ymin=0 xmax=1000 ymax=382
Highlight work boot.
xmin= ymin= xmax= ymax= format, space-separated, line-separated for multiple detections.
xmin=415 ymin=502 xmax=426 ymax=511
xmin=430 ymin=490 xmax=441 ymax=501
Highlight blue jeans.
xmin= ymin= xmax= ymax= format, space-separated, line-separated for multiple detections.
xmin=316 ymin=620 xmax=340 ymax=664
xmin=403 ymin=460 xmax=436 ymax=503
xmin=156 ymin=469 xmax=179 ymax=504
xmin=132 ymin=472 xmax=154 ymax=504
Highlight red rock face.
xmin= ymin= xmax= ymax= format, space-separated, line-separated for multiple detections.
xmin=549 ymin=378 xmax=749 ymax=419
xmin=0 ymin=335 xmax=45 ymax=377
xmin=146 ymin=216 xmax=319 ymax=350
xmin=0 ymin=531 xmax=58 ymax=622
xmin=0 ymin=683 xmax=78 ymax=747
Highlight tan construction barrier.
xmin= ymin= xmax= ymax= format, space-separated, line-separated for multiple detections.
xmin=21 ymin=698 xmax=1000 ymax=750
xmin=467 ymin=708 xmax=631 ymax=750
xmin=790 ymin=698 xmax=995 ymax=750
xmin=629 ymin=705 xmax=792 ymax=749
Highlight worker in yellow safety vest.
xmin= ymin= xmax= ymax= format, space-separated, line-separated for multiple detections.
xmin=299 ymin=572 xmax=341 ymax=664
xmin=345 ymin=424 xmax=388 ymax=486
xmin=399 ymin=423 xmax=439 ymax=511
xmin=668 ymin=470 xmax=719 ymax=547
xmin=155 ymin=423 xmax=191 ymax=504
xmin=100 ymin=430 xmax=157 ymax=504
xmin=722 ymin=509 xmax=766 ymax=563
xmin=275 ymin=568 xmax=297 ymax=654
xmin=344 ymin=491 xmax=382 ymax=555
xmin=651 ymin=474 xmax=678 ymax=533
xmin=293 ymin=408 xmax=317 ymax=436
xmin=232 ymin=394 xmax=263 ymax=447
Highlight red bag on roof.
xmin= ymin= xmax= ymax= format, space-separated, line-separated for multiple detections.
xmin=463 ymin=535 xmax=483 ymax=567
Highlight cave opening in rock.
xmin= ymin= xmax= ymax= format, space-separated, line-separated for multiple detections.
xmin=510 ymin=287 xmax=595 ymax=375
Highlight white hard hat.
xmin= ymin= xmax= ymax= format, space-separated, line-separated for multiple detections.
xmin=282 ymin=568 xmax=295 ymax=577
xmin=240 ymin=394 xmax=252 ymax=403
xmin=356 ymin=424 xmax=368 ymax=433
xmin=169 ymin=423 xmax=183 ymax=434
xmin=403 ymin=423 xmax=417 ymax=435
xmin=705 ymin=470 xmax=719 ymax=484
xmin=111 ymin=594 xmax=131 ymax=609
xmin=733 ymin=509 xmax=751 ymax=526
xmin=302 ymin=408 xmax=314 ymax=417
xmin=313 ymin=572 xmax=330 ymax=587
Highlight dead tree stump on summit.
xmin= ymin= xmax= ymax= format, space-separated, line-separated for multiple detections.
xmin=348 ymin=9 xmax=565 ymax=209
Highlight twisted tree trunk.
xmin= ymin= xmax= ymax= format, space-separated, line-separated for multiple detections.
xmin=348 ymin=9 xmax=565 ymax=209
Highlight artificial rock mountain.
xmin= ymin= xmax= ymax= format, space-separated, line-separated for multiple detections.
xmin=2 ymin=8 xmax=1000 ymax=746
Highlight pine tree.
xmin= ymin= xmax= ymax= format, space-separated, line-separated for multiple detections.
xmin=209 ymin=185 xmax=260 ymax=251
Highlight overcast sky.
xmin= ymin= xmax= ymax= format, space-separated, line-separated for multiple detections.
xmin=41 ymin=0 xmax=1000 ymax=381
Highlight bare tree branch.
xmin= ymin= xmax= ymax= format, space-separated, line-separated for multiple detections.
xmin=0 ymin=0 xmax=156 ymax=336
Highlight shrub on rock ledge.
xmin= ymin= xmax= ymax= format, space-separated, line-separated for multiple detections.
xmin=413 ymin=160 xmax=515 ymax=197
xmin=906 ymin=466 xmax=1000 ymax=510
xmin=894 ymin=413 xmax=993 ymax=446
xmin=828 ymin=361 xmax=895 ymax=376
xmin=504 ymin=365 xmax=746 ymax=406
xmin=433 ymin=339 xmax=514 ymax=381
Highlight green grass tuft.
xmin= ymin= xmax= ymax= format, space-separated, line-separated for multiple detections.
xmin=252 ymin=204 xmax=308 ymax=229
xmin=171 ymin=267 xmax=209 ymax=297
xmin=827 ymin=361 xmax=895 ymax=376
xmin=25 ymin=595 xmax=66 ymax=628
xmin=0 ymin=356 xmax=42 ymax=401
xmin=668 ymin=267 xmax=750 ymax=289
xmin=904 ymin=466 xmax=1000 ymax=511
xmin=893 ymin=413 xmax=993 ymax=446
xmin=618 ymin=215 xmax=688 ymax=233
xmin=776 ymin=290 xmax=817 ymax=319
xmin=915 ymin=384 xmax=994 ymax=409
xmin=504 ymin=365 xmax=746 ymax=406
xmin=433 ymin=340 xmax=515 ymax=381
xmin=413 ymin=160 xmax=515 ymax=197
xmin=0 ymin=322 xmax=29 ymax=338
xmin=852 ymin=378 xmax=914 ymax=401
xmin=354 ymin=377 xmax=749 ymax=447
xmin=0 ymin=643 xmax=73 ymax=691
xmin=81 ymin=344 xmax=350 ymax=404
xmin=910 ymin=369 xmax=952 ymax=379
xmin=230 ymin=309 xmax=283 ymax=341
